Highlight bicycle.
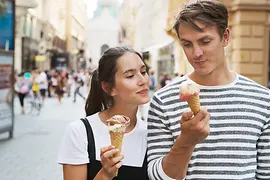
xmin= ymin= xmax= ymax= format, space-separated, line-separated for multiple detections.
xmin=24 ymin=90 xmax=42 ymax=115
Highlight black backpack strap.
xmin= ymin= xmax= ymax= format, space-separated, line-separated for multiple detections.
xmin=80 ymin=118 xmax=96 ymax=161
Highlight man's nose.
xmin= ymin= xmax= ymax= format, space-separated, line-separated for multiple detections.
xmin=193 ymin=45 xmax=203 ymax=59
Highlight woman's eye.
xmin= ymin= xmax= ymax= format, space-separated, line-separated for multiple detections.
xmin=141 ymin=71 xmax=147 ymax=75
xmin=183 ymin=44 xmax=191 ymax=48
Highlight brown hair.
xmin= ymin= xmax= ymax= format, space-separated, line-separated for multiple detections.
xmin=85 ymin=46 xmax=143 ymax=116
xmin=173 ymin=0 xmax=228 ymax=39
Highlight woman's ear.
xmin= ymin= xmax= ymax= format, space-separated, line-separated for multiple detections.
xmin=101 ymin=81 xmax=115 ymax=96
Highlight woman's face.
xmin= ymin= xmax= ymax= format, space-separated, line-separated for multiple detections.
xmin=111 ymin=52 xmax=150 ymax=106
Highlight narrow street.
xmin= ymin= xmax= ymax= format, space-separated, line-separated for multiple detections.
xmin=0 ymin=96 xmax=86 ymax=180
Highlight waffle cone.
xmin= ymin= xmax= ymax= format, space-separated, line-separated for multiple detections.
xmin=109 ymin=131 xmax=124 ymax=176
xmin=187 ymin=94 xmax=200 ymax=115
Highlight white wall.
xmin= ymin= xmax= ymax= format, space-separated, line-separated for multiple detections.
xmin=88 ymin=9 xmax=120 ymax=65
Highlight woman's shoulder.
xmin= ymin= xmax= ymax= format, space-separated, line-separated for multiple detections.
xmin=67 ymin=113 xmax=100 ymax=132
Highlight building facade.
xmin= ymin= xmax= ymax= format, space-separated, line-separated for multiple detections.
xmin=166 ymin=0 xmax=270 ymax=87
xmin=88 ymin=0 xmax=121 ymax=66
xmin=118 ymin=0 xmax=176 ymax=82
xmin=14 ymin=0 xmax=88 ymax=72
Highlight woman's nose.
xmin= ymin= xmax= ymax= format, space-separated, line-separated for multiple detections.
xmin=138 ymin=74 xmax=147 ymax=85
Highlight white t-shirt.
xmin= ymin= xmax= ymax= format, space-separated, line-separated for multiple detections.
xmin=38 ymin=72 xmax=48 ymax=89
xmin=57 ymin=113 xmax=147 ymax=167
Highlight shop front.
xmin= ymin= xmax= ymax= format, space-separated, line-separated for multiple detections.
xmin=0 ymin=0 xmax=15 ymax=138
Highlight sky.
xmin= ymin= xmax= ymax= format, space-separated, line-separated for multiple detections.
xmin=87 ymin=0 xmax=123 ymax=18
xmin=87 ymin=0 xmax=97 ymax=18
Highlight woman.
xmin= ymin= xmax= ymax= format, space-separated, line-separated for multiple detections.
xmin=55 ymin=73 xmax=65 ymax=104
xmin=58 ymin=47 xmax=150 ymax=180
xmin=15 ymin=72 xmax=30 ymax=114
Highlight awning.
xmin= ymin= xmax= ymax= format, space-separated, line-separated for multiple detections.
xmin=142 ymin=37 xmax=175 ymax=52
xmin=35 ymin=55 xmax=46 ymax=62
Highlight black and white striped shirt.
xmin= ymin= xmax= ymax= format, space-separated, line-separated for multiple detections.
xmin=147 ymin=73 xmax=270 ymax=180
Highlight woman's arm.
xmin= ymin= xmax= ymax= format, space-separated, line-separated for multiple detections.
xmin=63 ymin=164 xmax=87 ymax=180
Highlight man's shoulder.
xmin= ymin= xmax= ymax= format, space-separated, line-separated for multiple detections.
xmin=237 ymin=74 xmax=270 ymax=93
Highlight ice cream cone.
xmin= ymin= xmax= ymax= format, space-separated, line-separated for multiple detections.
xmin=109 ymin=131 xmax=124 ymax=176
xmin=180 ymin=82 xmax=201 ymax=115
xmin=187 ymin=94 xmax=200 ymax=115
xmin=107 ymin=115 xmax=130 ymax=177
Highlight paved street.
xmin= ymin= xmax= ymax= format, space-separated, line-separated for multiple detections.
xmin=0 ymin=95 xmax=86 ymax=180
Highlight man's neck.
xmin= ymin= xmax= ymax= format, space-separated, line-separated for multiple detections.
xmin=189 ymin=67 xmax=236 ymax=86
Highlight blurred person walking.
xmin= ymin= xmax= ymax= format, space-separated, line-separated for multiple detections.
xmin=73 ymin=74 xmax=85 ymax=103
xmin=15 ymin=72 xmax=30 ymax=114
xmin=55 ymin=73 xmax=65 ymax=104
xmin=37 ymin=70 xmax=48 ymax=104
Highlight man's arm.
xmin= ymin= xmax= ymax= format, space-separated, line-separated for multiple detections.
xmin=148 ymin=95 xmax=210 ymax=180
xmin=256 ymin=117 xmax=270 ymax=179
xmin=147 ymin=95 xmax=175 ymax=180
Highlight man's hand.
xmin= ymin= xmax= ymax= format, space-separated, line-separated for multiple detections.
xmin=179 ymin=107 xmax=210 ymax=146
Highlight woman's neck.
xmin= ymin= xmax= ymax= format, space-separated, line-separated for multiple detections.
xmin=100 ymin=105 xmax=138 ymax=133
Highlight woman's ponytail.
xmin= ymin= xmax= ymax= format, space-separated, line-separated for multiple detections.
xmin=85 ymin=69 xmax=103 ymax=116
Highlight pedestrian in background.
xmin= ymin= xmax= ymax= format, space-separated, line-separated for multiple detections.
xmin=149 ymin=70 xmax=155 ymax=97
xmin=15 ymin=72 xmax=30 ymax=114
xmin=58 ymin=47 xmax=150 ymax=180
xmin=55 ymin=73 xmax=64 ymax=104
xmin=147 ymin=1 xmax=270 ymax=179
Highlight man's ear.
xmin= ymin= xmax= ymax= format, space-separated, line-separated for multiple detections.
xmin=101 ymin=81 xmax=115 ymax=96
xmin=222 ymin=28 xmax=230 ymax=47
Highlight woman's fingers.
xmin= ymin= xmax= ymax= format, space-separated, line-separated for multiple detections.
xmin=103 ymin=149 xmax=119 ymax=159
xmin=100 ymin=145 xmax=115 ymax=155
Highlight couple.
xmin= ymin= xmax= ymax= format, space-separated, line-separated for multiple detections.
xmin=57 ymin=1 xmax=270 ymax=180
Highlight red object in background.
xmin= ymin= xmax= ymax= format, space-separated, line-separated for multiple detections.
xmin=0 ymin=64 xmax=12 ymax=89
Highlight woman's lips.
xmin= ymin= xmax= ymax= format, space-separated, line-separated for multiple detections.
xmin=194 ymin=60 xmax=207 ymax=65
xmin=137 ymin=89 xmax=149 ymax=94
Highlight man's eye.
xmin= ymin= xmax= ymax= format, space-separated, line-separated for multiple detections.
xmin=126 ymin=75 xmax=134 ymax=79
xmin=201 ymin=40 xmax=210 ymax=45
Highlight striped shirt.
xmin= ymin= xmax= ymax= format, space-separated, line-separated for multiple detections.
xmin=147 ymin=73 xmax=270 ymax=180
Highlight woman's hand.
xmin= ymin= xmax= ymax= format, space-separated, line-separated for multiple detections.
xmin=98 ymin=145 xmax=124 ymax=179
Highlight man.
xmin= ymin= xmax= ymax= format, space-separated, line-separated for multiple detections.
xmin=147 ymin=1 xmax=270 ymax=180
xmin=37 ymin=69 xmax=48 ymax=103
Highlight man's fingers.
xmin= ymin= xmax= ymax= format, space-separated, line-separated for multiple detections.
xmin=181 ymin=107 xmax=208 ymax=126
xmin=181 ymin=111 xmax=194 ymax=123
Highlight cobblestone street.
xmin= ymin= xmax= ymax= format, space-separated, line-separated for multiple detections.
xmin=0 ymin=96 xmax=86 ymax=180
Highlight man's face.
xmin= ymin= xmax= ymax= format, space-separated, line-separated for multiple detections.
xmin=178 ymin=22 xmax=229 ymax=76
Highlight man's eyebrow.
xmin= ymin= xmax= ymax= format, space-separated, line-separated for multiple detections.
xmin=198 ymin=35 xmax=211 ymax=41
xmin=180 ymin=35 xmax=211 ymax=43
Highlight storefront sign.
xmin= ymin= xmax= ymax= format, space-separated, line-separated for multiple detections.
xmin=0 ymin=0 xmax=14 ymax=51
